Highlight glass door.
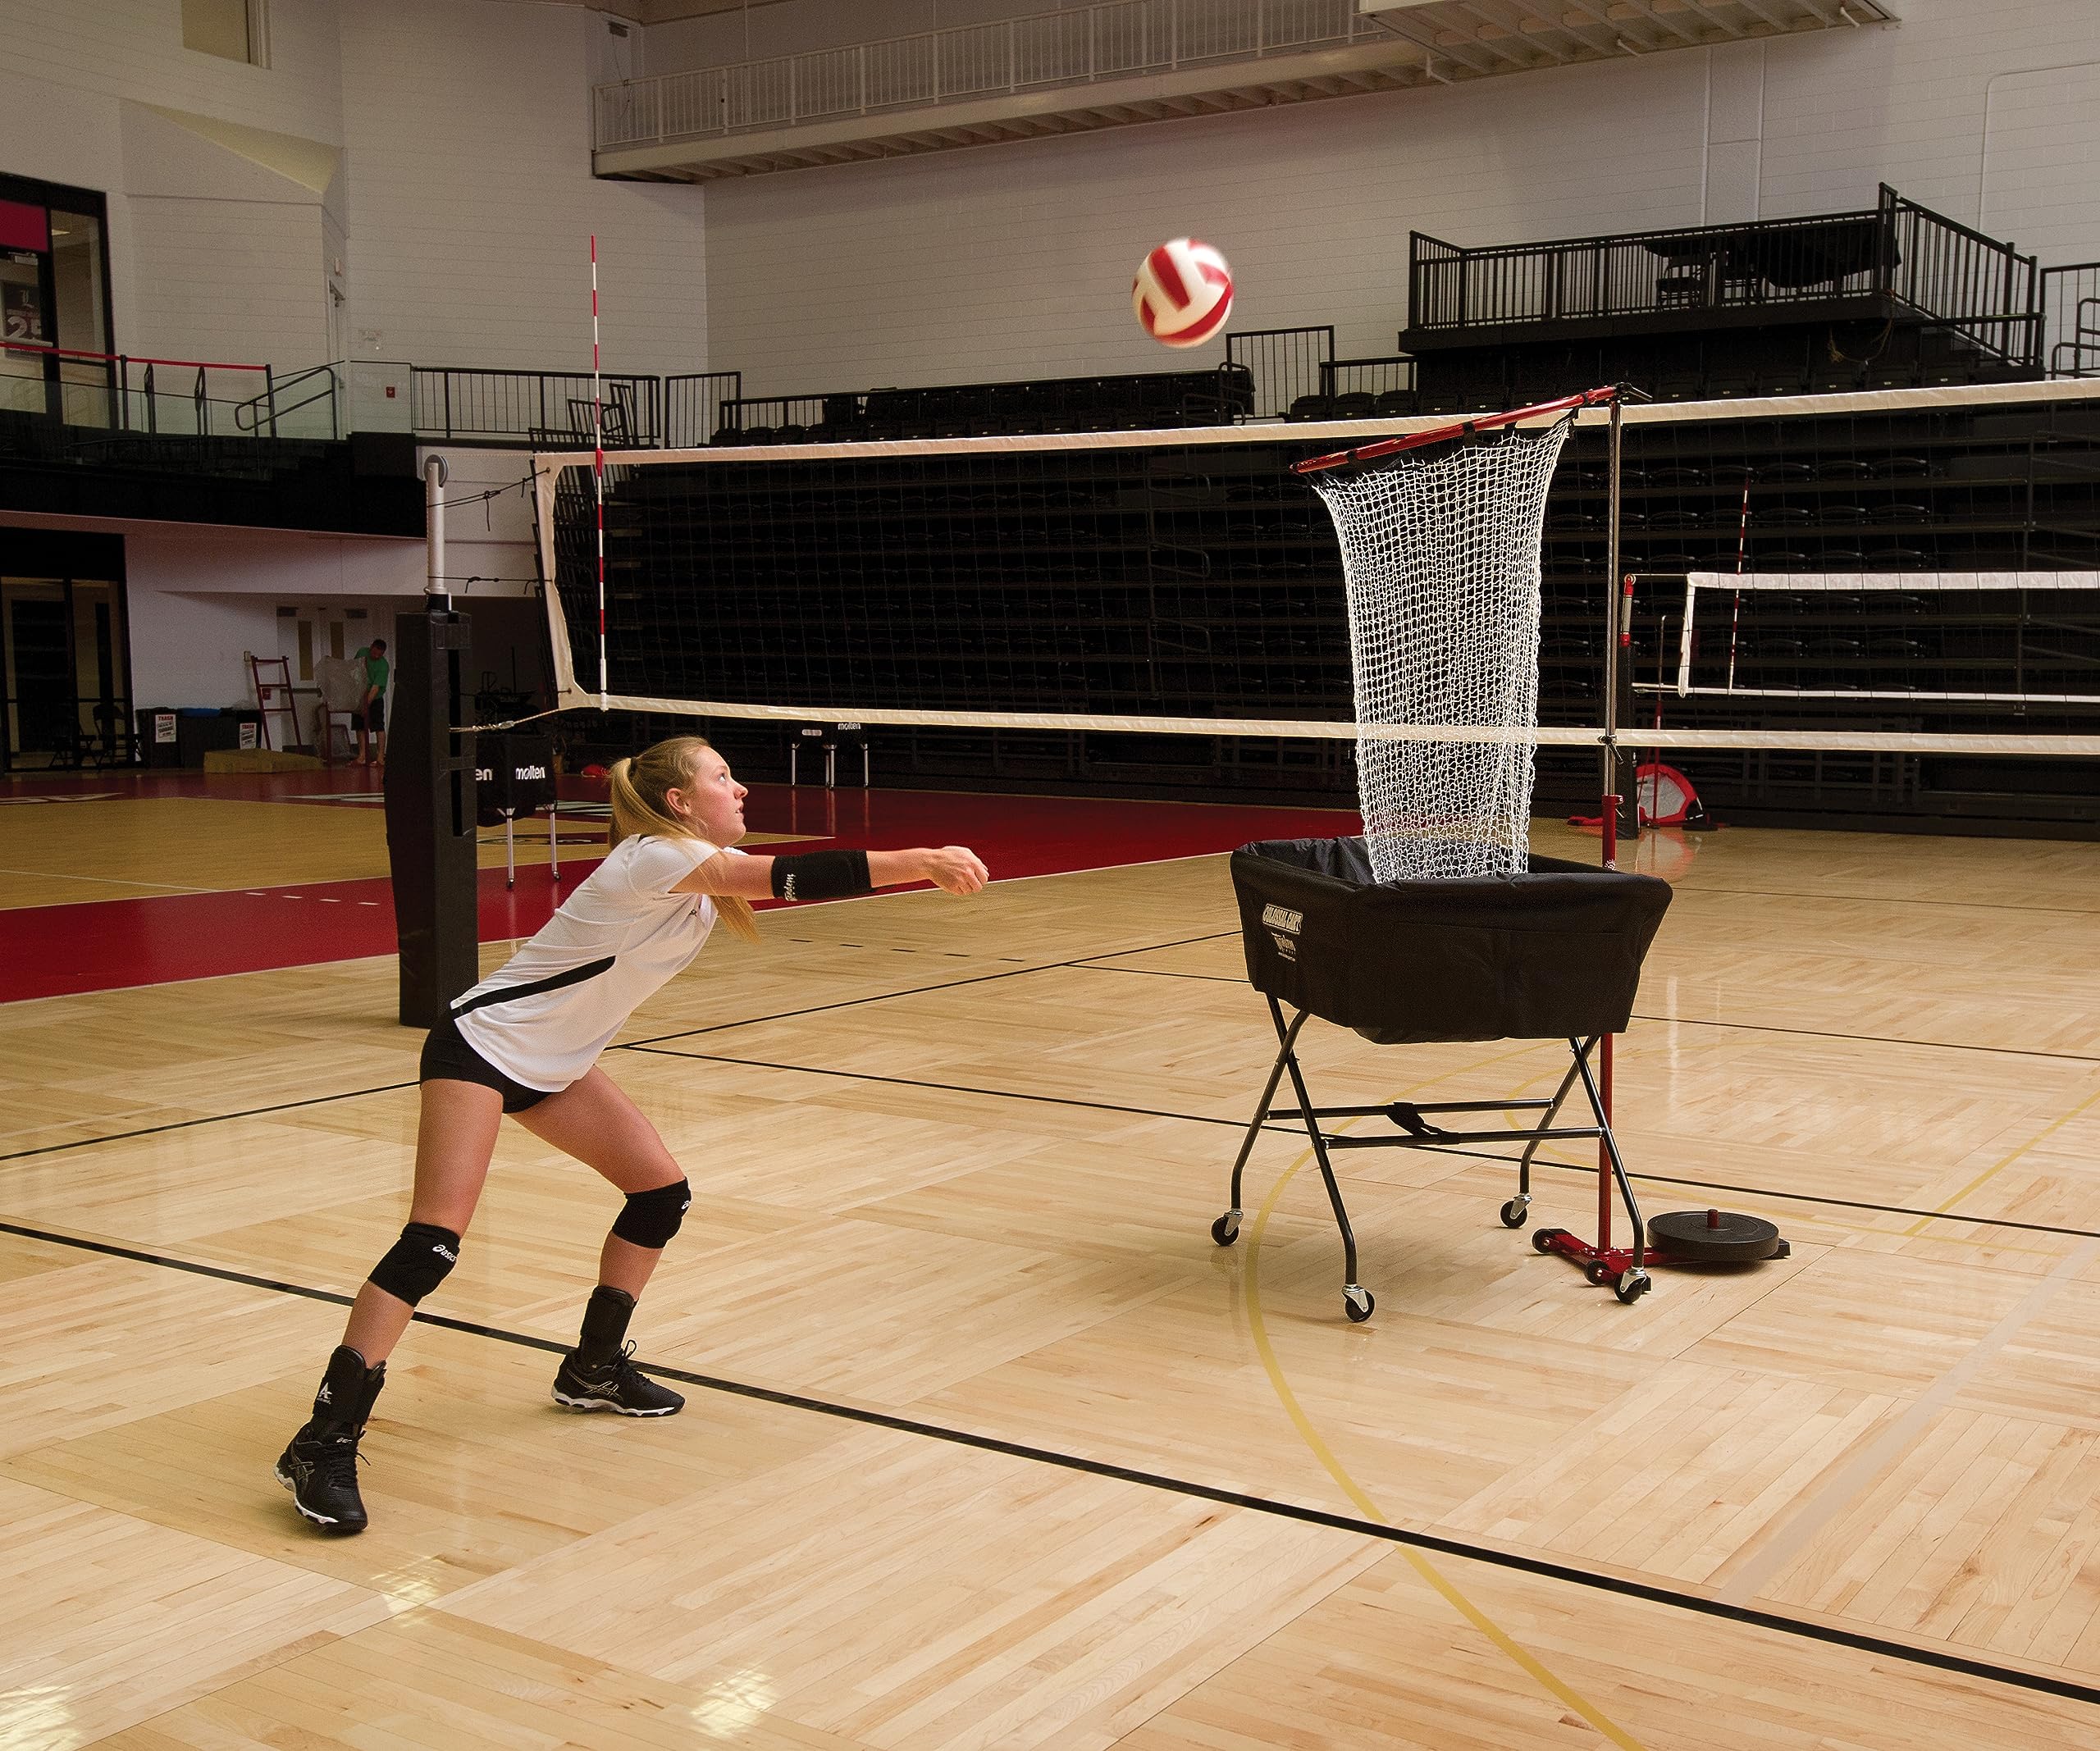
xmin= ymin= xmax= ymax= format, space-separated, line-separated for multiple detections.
xmin=0 ymin=177 xmax=115 ymax=427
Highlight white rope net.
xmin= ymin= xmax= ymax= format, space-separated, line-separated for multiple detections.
xmin=1309 ymin=418 xmax=1574 ymax=882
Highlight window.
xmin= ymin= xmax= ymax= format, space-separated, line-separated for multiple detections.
xmin=182 ymin=0 xmax=269 ymax=68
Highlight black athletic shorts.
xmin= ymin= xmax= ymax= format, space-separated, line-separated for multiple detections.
xmin=419 ymin=1013 xmax=553 ymax=1113
xmin=364 ymin=695 xmax=386 ymax=732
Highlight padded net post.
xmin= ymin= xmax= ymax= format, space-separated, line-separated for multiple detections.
xmin=1307 ymin=417 xmax=1573 ymax=882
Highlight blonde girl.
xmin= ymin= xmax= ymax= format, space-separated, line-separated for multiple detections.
xmin=275 ymin=734 xmax=988 ymax=1533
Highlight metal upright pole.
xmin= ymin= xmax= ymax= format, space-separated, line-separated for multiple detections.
xmin=426 ymin=455 xmax=449 ymax=605
xmin=1596 ymin=391 xmax=1623 ymax=1254
xmin=1600 ymin=392 xmax=1623 ymax=855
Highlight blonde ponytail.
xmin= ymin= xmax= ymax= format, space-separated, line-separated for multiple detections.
xmin=607 ymin=736 xmax=761 ymax=943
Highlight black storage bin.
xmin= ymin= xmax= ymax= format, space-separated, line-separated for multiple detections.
xmin=1230 ymin=837 xmax=1672 ymax=1045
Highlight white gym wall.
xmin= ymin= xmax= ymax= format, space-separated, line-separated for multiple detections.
xmin=0 ymin=0 xmax=708 ymax=377
xmin=337 ymin=0 xmax=705 ymax=374
xmin=687 ymin=0 xmax=2100 ymax=394
xmin=2 ymin=0 xmax=2091 ymax=389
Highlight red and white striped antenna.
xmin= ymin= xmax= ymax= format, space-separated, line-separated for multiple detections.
xmin=592 ymin=235 xmax=606 ymax=712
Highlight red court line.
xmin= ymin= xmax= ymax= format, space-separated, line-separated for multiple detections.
xmin=3 ymin=788 xmax=1355 ymax=1001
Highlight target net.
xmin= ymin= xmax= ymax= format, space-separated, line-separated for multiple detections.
xmin=1305 ymin=416 xmax=1573 ymax=880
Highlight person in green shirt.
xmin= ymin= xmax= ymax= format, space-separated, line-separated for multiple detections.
xmin=353 ymin=639 xmax=389 ymax=767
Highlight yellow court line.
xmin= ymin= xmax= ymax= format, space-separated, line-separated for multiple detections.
xmin=1239 ymin=1054 xmax=1650 ymax=1751
xmin=1901 ymin=1080 xmax=2100 ymax=1238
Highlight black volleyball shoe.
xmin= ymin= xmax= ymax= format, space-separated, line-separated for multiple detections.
xmin=551 ymin=1341 xmax=687 ymax=1416
xmin=275 ymin=1345 xmax=385 ymax=1534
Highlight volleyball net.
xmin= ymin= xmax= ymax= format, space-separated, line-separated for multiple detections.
xmin=528 ymin=380 xmax=2100 ymax=819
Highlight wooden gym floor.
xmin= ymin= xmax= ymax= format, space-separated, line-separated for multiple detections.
xmin=4 ymin=773 xmax=2100 ymax=1748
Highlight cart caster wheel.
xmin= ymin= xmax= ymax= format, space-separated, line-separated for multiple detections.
xmin=1499 ymin=1196 xmax=1530 ymax=1229
xmin=1614 ymin=1268 xmax=1652 ymax=1304
xmin=1343 ymin=1285 xmax=1375 ymax=1323
xmin=1584 ymin=1259 xmax=1613 ymax=1287
xmin=1531 ymin=1228 xmax=1560 ymax=1255
xmin=1211 ymin=1211 xmax=1242 ymax=1247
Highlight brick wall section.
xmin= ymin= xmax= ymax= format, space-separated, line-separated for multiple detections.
xmin=338 ymin=0 xmax=707 ymax=376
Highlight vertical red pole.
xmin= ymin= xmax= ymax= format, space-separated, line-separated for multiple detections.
xmin=592 ymin=235 xmax=606 ymax=712
xmin=1598 ymin=805 xmax=1618 ymax=1252
xmin=1596 ymin=393 xmax=1625 ymax=1259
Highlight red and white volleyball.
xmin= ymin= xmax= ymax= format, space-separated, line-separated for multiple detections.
xmin=1132 ymin=238 xmax=1234 ymax=348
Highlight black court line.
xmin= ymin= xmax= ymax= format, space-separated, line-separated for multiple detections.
xmin=628 ymin=1045 xmax=1278 ymax=1134
xmin=5 ymin=1211 xmax=2098 ymax=1713
xmin=1078 ymin=963 xmax=2100 ymax=1064
xmin=0 ymin=1081 xmax=421 ymax=1167
xmin=0 ymin=932 xmax=1239 ymax=1169
xmin=636 ymin=1045 xmax=2100 ymax=1244
xmin=11 ymin=952 xmax=2092 ymax=1243
xmin=635 ymin=1045 xmax=2100 ymax=1247
xmin=1669 ymin=884 xmax=2100 ymax=919
xmin=614 ymin=930 xmax=1238 ymax=1052
xmin=1517 ymin=1158 xmax=2100 ymax=1243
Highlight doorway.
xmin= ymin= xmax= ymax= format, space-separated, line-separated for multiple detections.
xmin=0 ymin=531 xmax=130 ymax=769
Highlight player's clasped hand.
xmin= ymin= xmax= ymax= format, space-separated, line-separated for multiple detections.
xmin=921 ymin=846 xmax=989 ymax=896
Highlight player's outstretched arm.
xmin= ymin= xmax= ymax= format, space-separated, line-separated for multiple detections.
xmin=676 ymin=846 xmax=988 ymax=901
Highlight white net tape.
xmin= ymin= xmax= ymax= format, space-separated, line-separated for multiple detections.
xmin=1309 ymin=420 xmax=1573 ymax=882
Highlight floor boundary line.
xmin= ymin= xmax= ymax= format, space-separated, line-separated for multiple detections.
xmin=1077 ymin=964 xmax=2100 ymax=1065
xmin=6 ymin=1211 xmax=2098 ymax=1711
xmin=0 ymin=930 xmax=1239 ymax=1165
xmin=626 ymin=1045 xmax=1282 ymax=1134
xmin=627 ymin=1050 xmax=2100 ymax=1243
xmin=15 ymin=1048 xmax=2100 ymax=1247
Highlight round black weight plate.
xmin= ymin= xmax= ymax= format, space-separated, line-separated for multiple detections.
xmin=1649 ymin=1209 xmax=1783 ymax=1263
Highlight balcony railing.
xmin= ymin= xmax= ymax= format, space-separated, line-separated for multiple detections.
xmin=1407 ymin=186 xmax=2043 ymax=372
xmin=0 ymin=343 xmax=340 ymax=438
xmin=2045 ymin=262 xmax=2100 ymax=379
xmin=411 ymin=367 xmax=664 ymax=448
xmin=594 ymin=0 xmax=1389 ymax=150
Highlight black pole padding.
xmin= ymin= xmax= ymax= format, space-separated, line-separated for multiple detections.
xmin=383 ymin=606 xmax=478 ymax=1028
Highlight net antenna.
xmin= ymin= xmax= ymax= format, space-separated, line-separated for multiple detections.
xmin=1294 ymin=388 xmax=1622 ymax=882
xmin=591 ymin=234 xmax=606 ymax=714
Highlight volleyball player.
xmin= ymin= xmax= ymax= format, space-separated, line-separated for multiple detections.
xmin=275 ymin=734 xmax=988 ymax=1534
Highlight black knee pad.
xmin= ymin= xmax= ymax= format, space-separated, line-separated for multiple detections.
xmin=612 ymin=1179 xmax=690 ymax=1249
xmin=367 ymin=1222 xmax=461 ymax=1305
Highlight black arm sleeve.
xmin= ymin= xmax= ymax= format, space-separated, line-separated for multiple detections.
xmin=770 ymin=849 xmax=874 ymax=902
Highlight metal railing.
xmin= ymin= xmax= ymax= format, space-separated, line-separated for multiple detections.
xmin=1322 ymin=354 xmax=1417 ymax=408
xmin=1407 ymin=185 xmax=2042 ymax=372
xmin=1226 ymin=326 xmax=1333 ymax=420
xmin=231 ymin=363 xmax=341 ymax=439
xmin=710 ymin=364 xmax=1255 ymax=443
xmin=410 ymin=367 xmax=664 ymax=447
xmin=2045 ymin=262 xmax=2100 ymax=378
xmin=665 ymin=370 xmax=743 ymax=447
xmin=594 ymin=0 xmax=1387 ymax=150
xmin=0 ymin=342 xmax=294 ymax=436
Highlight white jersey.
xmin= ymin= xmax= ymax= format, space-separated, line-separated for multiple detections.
xmin=452 ymin=834 xmax=729 ymax=1091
